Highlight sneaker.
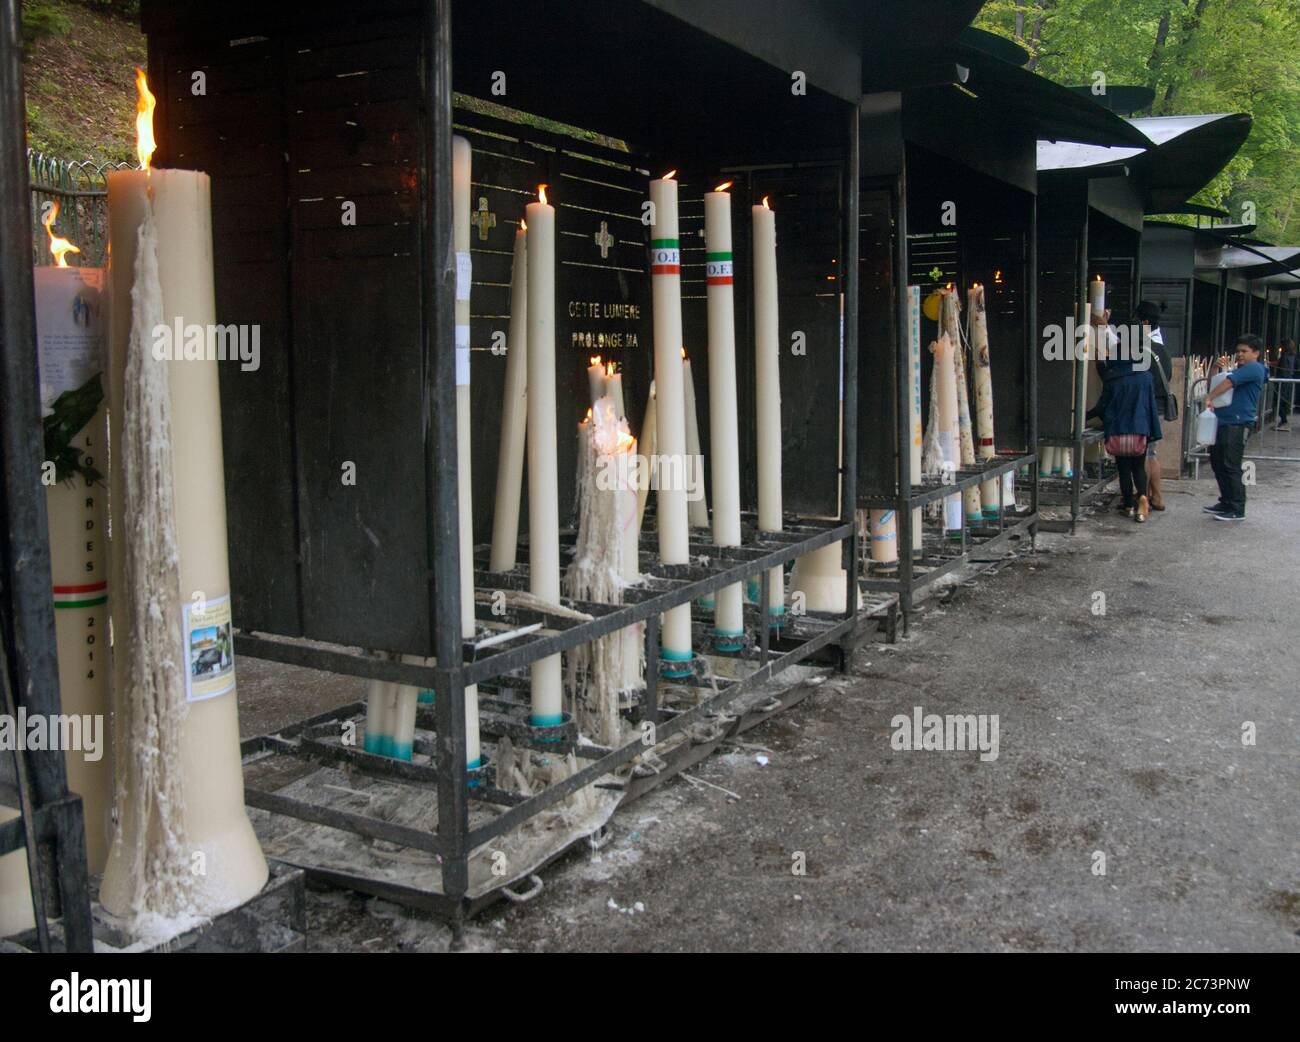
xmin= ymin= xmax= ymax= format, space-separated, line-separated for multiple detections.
xmin=1272 ymin=423 xmax=1290 ymax=431
xmin=1202 ymin=502 xmax=1229 ymax=514
xmin=1212 ymin=511 xmax=1245 ymax=522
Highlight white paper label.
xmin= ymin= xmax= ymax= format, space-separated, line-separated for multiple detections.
xmin=456 ymin=251 xmax=472 ymax=303
xmin=183 ymin=594 xmax=236 ymax=702
xmin=34 ymin=268 xmax=106 ymax=413
xmin=455 ymin=324 xmax=471 ymax=385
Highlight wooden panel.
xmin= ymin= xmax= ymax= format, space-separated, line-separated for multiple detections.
xmin=1037 ymin=234 xmax=1079 ymax=438
xmin=856 ymin=183 xmax=899 ymax=499
xmin=458 ymin=111 xmax=652 ymax=545
xmin=153 ymin=31 xmax=303 ymax=637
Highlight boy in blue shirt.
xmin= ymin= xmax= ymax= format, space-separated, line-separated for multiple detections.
xmin=1205 ymin=334 xmax=1268 ymax=521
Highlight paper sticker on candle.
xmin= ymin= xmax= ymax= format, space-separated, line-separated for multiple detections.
xmin=706 ymin=252 xmax=733 ymax=285
xmin=651 ymin=239 xmax=680 ymax=275
xmin=456 ymin=251 xmax=472 ymax=303
xmin=456 ymin=323 xmax=471 ymax=385
xmin=184 ymin=594 xmax=236 ymax=702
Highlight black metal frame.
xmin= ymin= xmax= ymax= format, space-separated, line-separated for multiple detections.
xmin=0 ymin=0 xmax=93 ymax=952
xmin=856 ymin=105 xmax=1040 ymax=630
xmin=220 ymin=3 xmax=871 ymax=929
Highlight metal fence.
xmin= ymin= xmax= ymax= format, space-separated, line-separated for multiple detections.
xmin=27 ymin=149 xmax=133 ymax=267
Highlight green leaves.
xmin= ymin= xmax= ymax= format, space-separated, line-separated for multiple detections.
xmin=977 ymin=0 xmax=1300 ymax=241
xmin=43 ymin=372 xmax=104 ymax=486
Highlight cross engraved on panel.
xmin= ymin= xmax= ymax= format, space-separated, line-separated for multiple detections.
xmin=470 ymin=196 xmax=497 ymax=241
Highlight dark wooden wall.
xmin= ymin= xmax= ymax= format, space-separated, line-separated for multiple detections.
xmin=144 ymin=0 xmax=850 ymax=655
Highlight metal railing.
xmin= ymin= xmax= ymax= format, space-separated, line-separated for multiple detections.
xmin=27 ymin=149 xmax=134 ymax=267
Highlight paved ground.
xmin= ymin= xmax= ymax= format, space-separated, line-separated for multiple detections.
xmin=238 ymin=459 xmax=1300 ymax=952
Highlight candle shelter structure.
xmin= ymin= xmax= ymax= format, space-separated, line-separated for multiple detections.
xmin=1167 ymin=228 xmax=1300 ymax=471
xmin=0 ymin=0 xmax=1009 ymax=934
xmin=1036 ymin=107 xmax=1251 ymax=528
xmin=855 ymin=31 xmax=1146 ymax=625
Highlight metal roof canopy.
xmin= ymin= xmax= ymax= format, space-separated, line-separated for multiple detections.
xmin=1038 ymin=113 xmax=1251 ymax=216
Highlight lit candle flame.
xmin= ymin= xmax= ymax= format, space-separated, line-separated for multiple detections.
xmin=714 ymin=181 xmax=733 ymax=193
xmin=520 ymin=218 xmax=527 ymax=232
xmin=680 ymin=347 xmax=687 ymax=360
xmin=663 ymin=169 xmax=677 ymax=180
xmin=134 ymin=67 xmax=157 ymax=172
xmin=605 ymin=361 xmax=617 ymax=377
xmin=761 ymin=196 xmax=771 ymax=210
xmin=538 ymin=184 xmax=548 ymax=205
xmin=590 ymin=355 xmax=602 ymax=367
xmin=42 ymin=202 xmax=80 ymax=268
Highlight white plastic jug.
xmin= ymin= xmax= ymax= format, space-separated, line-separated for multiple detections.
xmin=1196 ymin=407 xmax=1218 ymax=447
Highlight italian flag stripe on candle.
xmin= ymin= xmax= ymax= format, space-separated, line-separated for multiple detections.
xmin=53 ymin=581 xmax=108 ymax=609
xmin=650 ymin=237 xmax=680 ymax=275
xmin=706 ymin=251 xmax=733 ymax=285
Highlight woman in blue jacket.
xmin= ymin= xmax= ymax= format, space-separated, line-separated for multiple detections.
xmin=1086 ymin=354 xmax=1163 ymax=522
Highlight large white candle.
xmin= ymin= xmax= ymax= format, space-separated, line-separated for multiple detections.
xmin=526 ymin=185 xmax=564 ymax=723
xmin=101 ymin=84 xmax=267 ymax=923
xmin=650 ymin=173 xmax=693 ymax=669
xmin=586 ymin=355 xmax=606 ymax=406
xmin=931 ymin=334 xmax=963 ymax=534
xmin=605 ymin=361 xmax=625 ymax=419
xmin=907 ymin=286 xmax=923 ymax=555
xmin=489 ymin=224 xmax=528 ymax=572
xmin=34 ymin=261 xmax=113 ymax=872
xmin=451 ymin=135 xmax=481 ymax=766
xmin=969 ymin=284 xmax=999 ymax=518
xmin=682 ymin=350 xmax=709 ymax=529
xmin=868 ymin=510 xmax=898 ymax=571
xmin=1081 ymin=275 xmax=1106 ymax=419
xmin=752 ymin=197 xmax=784 ymax=620
xmin=941 ymin=289 xmax=981 ymax=525
xmin=634 ymin=381 xmax=656 ymax=533
xmin=704 ymin=186 xmax=743 ymax=647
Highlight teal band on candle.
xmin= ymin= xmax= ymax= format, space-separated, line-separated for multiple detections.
xmin=714 ymin=628 xmax=745 ymax=652
xmin=766 ymin=604 xmax=786 ymax=617
xmin=661 ymin=647 xmax=693 ymax=677
xmin=466 ymin=757 xmax=481 ymax=771
xmin=389 ymin=740 xmax=413 ymax=761
xmin=531 ymin=713 xmax=564 ymax=727
xmin=982 ymin=508 xmax=1001 ymax=519
xmin=363 ymin=733 xmax=386 ymax=755
xmin=418 ymin=689 xmax=435 ymax=705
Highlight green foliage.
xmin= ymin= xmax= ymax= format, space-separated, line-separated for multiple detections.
xmin=44 ymin=373 xmax=105 ymax=485
xmin=22 ymin=3 xmax=72 ymax=50
xmin=976 ymin=0 xmax=1300 ymax=241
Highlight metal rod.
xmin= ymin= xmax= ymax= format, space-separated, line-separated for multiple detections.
xmin=841 ymin=100 xmax=860 ymax=630
xmin=421 ymin=0 xmax=470 ymax=906
xmin=0 ymin=0 xmax=92 ymax=953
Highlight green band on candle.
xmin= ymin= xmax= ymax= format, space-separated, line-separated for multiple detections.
xmin=650 ymin=238 xmax=680 ymax=248
xmin=705 ymin=251 xmax=733 ymax=261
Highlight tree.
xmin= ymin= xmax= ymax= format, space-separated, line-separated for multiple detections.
xmin=977 ymin=0 xmax=1300 ymax=241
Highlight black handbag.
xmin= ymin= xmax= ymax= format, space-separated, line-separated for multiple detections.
xmin=1151 ymin=351 xmax=1179 ymax=422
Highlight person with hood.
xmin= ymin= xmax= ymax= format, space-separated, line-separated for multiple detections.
xmin=1086 ymin=309 xmax=1163 ymax=522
